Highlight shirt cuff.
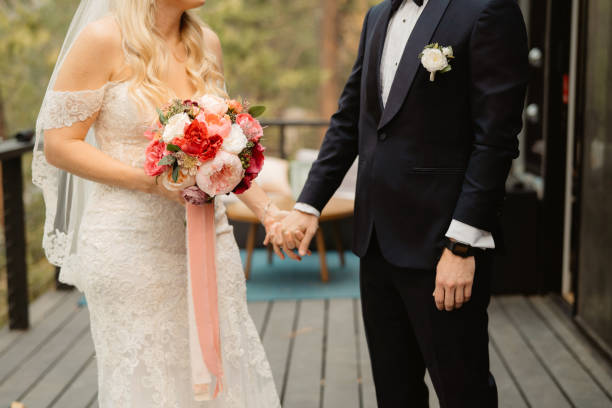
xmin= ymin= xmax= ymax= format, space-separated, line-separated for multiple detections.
xmin=294 ymin=202 xmax=321 ymax=218
xmin=446 ymin=219 xmax=495 ymax=249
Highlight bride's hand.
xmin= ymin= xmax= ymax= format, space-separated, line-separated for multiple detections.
xmin=147 ymin=177 xmax=186 ymax=206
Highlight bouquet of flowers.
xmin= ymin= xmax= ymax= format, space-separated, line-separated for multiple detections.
xmin=143 ymin=94 xmax=266 ymax=203
xmin=142 ymin=94 xmax=267 ymax=400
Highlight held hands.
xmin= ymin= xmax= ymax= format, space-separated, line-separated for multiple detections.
xmin=264 ymin=210 xmax=319 ymax=261
xmin=433 ymin=247 xmax=475 ymax=311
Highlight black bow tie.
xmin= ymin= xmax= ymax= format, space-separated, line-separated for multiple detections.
xmin=391 ymin=0 xmax=423 ymax=14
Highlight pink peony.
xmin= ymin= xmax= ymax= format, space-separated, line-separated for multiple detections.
xmin=182 ymin=186 xmax=210 ymax=206
xmin=196 ymin=150 xmax=245 ymax=196
xmin=198 ymin=94 xmax=229 ymax=117
xmin=196 ymin=112 xmax=231 ymax=139
xmin=233 ymin=142 xmax=265 ymax=194
xmin=236 ymin=113 xmax=264 ymax=143
xmin=144 ymin=139 xmax=169 ymax=176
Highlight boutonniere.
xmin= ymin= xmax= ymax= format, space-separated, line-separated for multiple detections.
xmin=419 ymin=43 xmax=454 ymax=82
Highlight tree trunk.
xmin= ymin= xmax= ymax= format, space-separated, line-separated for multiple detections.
xmin=319 ymin=0 xmax=340 ymax=141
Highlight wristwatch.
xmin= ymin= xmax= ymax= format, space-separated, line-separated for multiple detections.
xmin=444 ymin=238 xmax=479 ymax=258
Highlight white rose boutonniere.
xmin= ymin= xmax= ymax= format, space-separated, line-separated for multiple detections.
xmin=419 ymin=43 xmax=454 ymax=82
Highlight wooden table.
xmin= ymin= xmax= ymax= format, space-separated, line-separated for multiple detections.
xmin=225 ymin=196 xmax=354 ymax=282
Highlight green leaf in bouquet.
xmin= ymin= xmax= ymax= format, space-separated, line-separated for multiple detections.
xmin=166 ymin=144 xmax=181 ymax=152
xmin=172 ymin=162 xmax=180 ymax=182
xmin=157 ymin=155 xmax=176 ymax=167
xmin=156 ymin=108 xmax=168 ymax=126
xmin=248 ymin=106 xmax=266 ymax=118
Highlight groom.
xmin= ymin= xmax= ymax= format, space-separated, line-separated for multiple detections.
xmin=273 ymin=0 xmax=528 ymax=406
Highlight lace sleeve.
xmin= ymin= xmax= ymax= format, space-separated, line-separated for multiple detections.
xmin=38 ymin=85 xmax=107 ymax=130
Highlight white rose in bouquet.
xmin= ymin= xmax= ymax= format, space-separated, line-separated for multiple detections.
xmin=161 ymin=113 xmax=191 ymax=144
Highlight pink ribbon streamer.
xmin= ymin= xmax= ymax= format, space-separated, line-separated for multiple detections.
xmin=187 ymin=201 xmax=223 ymax=399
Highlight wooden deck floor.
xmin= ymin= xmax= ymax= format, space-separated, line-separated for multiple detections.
xmin=1 ymin=290 xmax=611 ymax=408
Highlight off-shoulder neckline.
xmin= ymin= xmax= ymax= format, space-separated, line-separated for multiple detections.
xmin=49 ymin=80 xmax=126 ymax=94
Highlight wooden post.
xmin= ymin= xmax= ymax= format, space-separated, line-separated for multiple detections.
xmin=3 ymin=155 xmax=29 ymax=330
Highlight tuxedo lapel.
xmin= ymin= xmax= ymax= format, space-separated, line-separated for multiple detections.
xmin=378 ymin=0 xmax=451 ymax=130
xmin=365 ymin=2 xmax=393 ymax=118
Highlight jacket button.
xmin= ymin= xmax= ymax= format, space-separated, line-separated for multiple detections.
xmin=379 ymin=132 xmax=387 ymax=141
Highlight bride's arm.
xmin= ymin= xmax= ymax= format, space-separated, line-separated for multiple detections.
xmin=43 ymin=20 xmax=181 ymax=203
xmin=204 ymin=28 xmax=298 ymax=258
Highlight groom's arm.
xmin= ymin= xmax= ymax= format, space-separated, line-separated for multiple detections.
xmin=452 ymin=0 xmax=529 ymax=233
xmin=296 ymin=8 xmax=372 ymax=212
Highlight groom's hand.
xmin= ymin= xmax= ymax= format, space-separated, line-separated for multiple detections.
xmin=433 ymin=248 xmax=476 ymax=311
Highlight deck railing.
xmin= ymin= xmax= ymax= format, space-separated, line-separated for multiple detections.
xmin=0 ymin=120 xmax=330 ymax=330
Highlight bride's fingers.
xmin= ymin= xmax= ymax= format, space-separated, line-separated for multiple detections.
xmin=272 ymin=243 xmax=285 ymax=260
xmin=282 ymin=247 xmax=302 ymax=261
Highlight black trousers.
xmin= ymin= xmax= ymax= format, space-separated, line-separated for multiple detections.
xmin=360 ymin=232 xmax=498 ymax=408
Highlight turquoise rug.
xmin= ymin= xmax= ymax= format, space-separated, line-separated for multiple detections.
xmin=243 ymin=249 xmax=360 ymax=301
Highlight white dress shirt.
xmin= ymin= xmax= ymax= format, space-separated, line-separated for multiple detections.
xmin=296 ymin=0 xmax=495 ymax=249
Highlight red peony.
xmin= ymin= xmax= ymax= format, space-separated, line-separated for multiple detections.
xmin=174 ymin=119 xmax=223 ymax=162
xmin=144 ymin=139 xmax=169 ymax=176
xmin=233 ymin=142 xmax=265 ymax=194
xmin=236 ymin=113 xmax=264 ymax=143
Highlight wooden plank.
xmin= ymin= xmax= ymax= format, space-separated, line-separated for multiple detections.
xmin=49 ymin=356 xmax=98 ymax=408
xmin=0 ymin=291 xmax=82 ymax=383
xmin=356 ymin=301 xmax=377 ymax=408
xmin=0 ymin=290 xmax=72 ymax=355
xmin=489 ymin=343 xmax=528 ymax=408
xmin=323 ymin=299 xmax=359 ymax=408
xmin=489 ymin=298 xmax=572 ymax=407
xmin=22 ymin=328 xmax=95 ymax=408
xmin=284 ymin=300 xmax=324 ymax=408
xmin=500 ymin=296 xmax=611 ymax=407
xmin=531 ymin=296 xmax=612 ymax=399
xmin=261 ymin=300 xmax=297 ymax=399
xmin=0 ymin=307 xmax=90 ymax=403
xmin=248 ymin=301 xmax=269 ymax=335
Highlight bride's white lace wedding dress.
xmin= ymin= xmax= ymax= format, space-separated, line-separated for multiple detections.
xmin=36 ymin=81 xmax=280 ymax=408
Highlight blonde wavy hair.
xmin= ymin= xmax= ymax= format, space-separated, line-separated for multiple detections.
xmin=110 ymin=0 xmax=226 ymax=107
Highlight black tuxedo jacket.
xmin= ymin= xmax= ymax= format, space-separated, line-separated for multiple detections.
xmin=298 ymin=0 xmax=529 ymax=270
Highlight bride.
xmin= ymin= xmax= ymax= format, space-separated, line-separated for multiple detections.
xmin=33 ymin=0 xmax=283 ymax=406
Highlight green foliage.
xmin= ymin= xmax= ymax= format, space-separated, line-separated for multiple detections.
xmin=0 ymin=0 xmax=80 ymax=136
xmin=247 ymin=105 xmax=266 ymax=118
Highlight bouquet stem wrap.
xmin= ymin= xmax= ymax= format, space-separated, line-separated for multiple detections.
xmin=186 ymin=201 xmax=223 ymax=400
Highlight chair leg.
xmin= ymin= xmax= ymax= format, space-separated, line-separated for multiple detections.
xmin=316 ymin=228 xmax=329 ymax=282
xmin=245 ymin=222 xmax=257 ymax=280
xmin=332 ymin=221 xmax=345 ymax=267
xmin=267 ymin=244 xmax=274 ymax=265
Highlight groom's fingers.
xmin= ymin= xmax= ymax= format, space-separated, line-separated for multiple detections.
xmin=454 ymin=286 xmax=465 ymax=309
xmin=298 ymin=227 xmax=316 ymax=257
xmin=464 ymin=283 xmax=473 ymax=303
xmin=444 ymin=287 xmax=456 ymax=311
xmin=433 ymin=285 xmax=445 ymax=311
